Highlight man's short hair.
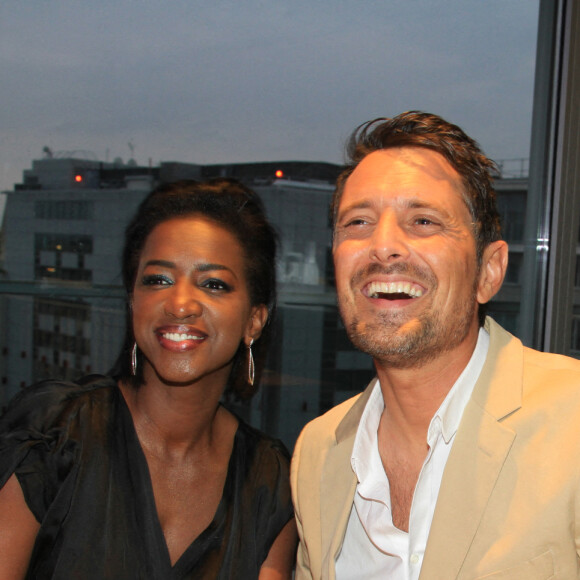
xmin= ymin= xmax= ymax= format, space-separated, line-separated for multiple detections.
xmin=331 ymin=111 xmax=503 ymax=262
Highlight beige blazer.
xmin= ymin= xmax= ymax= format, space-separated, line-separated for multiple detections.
xmin=291 ymin=318 xmax=580 ymax=579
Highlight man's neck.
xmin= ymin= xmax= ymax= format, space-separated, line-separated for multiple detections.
xmin=375 ymin=329 xmax=480 ymax=442
xmin=374 ymin=329 xmax=482 ymax=532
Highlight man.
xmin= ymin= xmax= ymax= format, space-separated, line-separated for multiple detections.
xmin=291 ymin=111 xmax=580 ymax=579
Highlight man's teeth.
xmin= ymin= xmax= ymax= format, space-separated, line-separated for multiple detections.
xmin=367 ymin=281 xmax=423 ymax=298
xmin=163 ymin=332 xmax=203 ymax=342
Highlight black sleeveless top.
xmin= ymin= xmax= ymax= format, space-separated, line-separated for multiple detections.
xmin=0 ymin=375 xmax=293 ymax=579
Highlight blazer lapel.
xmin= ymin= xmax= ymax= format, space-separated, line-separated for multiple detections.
xmin=420 ymin=319 xmax=523 ymax=579
xmin=320 ymin=381 xmax=376 ymax=579
xmin=320 ymin=435 xmax=357 ymax=578
xmin=421 ymin=400 xmax=516 ymax=578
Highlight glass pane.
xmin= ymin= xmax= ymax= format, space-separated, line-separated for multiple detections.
xmin=0 ymin=2 xmax=540 ymax=449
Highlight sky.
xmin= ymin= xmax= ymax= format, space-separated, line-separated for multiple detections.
xmin=0 ymin=0 xmax=539 ymax=192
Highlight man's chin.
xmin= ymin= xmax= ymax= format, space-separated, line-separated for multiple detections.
xmin=346 ymin=317 xmax=445 ymax=369
xmin=347 ymin=322 xmax=421 ymax=357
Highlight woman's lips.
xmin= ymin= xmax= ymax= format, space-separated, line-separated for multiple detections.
xmin=155 ymin=326 xmax=207 ymax=351
xmin=162 ymin=331 xmax=204 ymax=342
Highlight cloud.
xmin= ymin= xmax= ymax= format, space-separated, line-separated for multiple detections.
xmin=0 ymin=0 xmax=538 ymax=189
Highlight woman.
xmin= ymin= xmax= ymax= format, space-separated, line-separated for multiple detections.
xmin=0 ymin=179 xmax=296 ymax=579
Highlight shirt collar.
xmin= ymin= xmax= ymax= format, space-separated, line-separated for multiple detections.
xmin=350 ymin=379 xmax=384 ymax=482
xmin=433 ymin=326 xmax=489 ymax=444
xmin=350 ymin=326 xmax=490 ymax=479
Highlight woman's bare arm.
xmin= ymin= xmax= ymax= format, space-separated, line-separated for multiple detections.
xmin=0 ymin=474 xmax=40 ymax=580
xmin=258 ymin=518 xmax=298 ymax=580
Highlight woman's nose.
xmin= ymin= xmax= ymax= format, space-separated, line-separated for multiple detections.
xmin=164 ymin=283 xmax=203 ymax=319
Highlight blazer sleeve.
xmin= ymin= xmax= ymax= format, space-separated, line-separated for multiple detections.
xmin=291 ymin=426 xmax=314 ymax=580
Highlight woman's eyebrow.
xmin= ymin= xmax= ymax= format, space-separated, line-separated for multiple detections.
xmin=143 ymin=260 xmax=231 ymax=272
xmin=195 ymin=263 xmax=231 ymax=273
xmin=143 ymin=259 xmax=175 ymax=269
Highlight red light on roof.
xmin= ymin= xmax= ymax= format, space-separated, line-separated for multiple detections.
xmin=74 ymin=174 xmax=83 ymax=183
xmin=275 ymin=170 xmax=284 ymax=178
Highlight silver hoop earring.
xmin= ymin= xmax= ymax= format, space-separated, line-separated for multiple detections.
xmin=248 ymin=339 xmax=255 ymax=386
xmin=131 ymin=343 xmax=138 ymax=376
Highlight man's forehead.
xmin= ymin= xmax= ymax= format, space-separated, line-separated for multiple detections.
xmin=346 ymin=147 xmax=463 ymax=188
xmin=340 ymin=149 xmax=466 ymax=209
xmin=338 ymin=195 xmax=454 ymax=215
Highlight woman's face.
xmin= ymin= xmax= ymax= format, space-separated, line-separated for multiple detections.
xmin=131 ymin=216 xmax=267 ymax=388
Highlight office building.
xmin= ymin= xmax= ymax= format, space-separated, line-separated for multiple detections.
xmin=0 ymin=153 xmax=540 ymax=447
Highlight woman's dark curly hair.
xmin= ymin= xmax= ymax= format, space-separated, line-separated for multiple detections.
xmin=110 ymin=178 xmax=278 ymax=400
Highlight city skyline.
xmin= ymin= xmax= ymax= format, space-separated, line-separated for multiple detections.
xmin=1 ymin=1 xmax=539 ymax=192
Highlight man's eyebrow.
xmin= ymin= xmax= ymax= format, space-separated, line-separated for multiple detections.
xmin=337 ymin=197 xmax=451 ymax=218
xmin=405 ymin=199 xmax=445 ymax=211
xmin=336 ymin=200 xmax=372 ymax=222
xmin=406 ymin=199 xmax=433 ymax=208
xmin=404 ymin=198 xmax=456 ymax=220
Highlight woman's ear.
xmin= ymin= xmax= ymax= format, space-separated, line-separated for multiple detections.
xmin=245 ymin=304 xmax=269 ymax=345
xmin=477 ymin=240 xmax=509 ymax=305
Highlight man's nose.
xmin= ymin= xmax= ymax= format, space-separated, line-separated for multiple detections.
xmin=369 ymin=212 xmax=410 ymax=263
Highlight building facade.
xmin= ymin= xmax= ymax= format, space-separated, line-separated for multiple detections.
xmin=0 ymin=155 xmax=564 ymax=449
xmin=0 ymin=156 xmax=376 ymax=448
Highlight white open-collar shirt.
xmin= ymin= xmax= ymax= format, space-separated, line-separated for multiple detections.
xmin=336 ymin=327 xmax=490 ymax=580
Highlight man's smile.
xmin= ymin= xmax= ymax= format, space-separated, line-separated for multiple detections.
xmin=364 ymin=280 xmax=424 ymax=300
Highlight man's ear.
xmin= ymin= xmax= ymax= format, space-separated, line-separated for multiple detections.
xmin=477 ymin=240 xmax=509 ymax=304
xmin=245 ymin=304 xmax=269 ymax=345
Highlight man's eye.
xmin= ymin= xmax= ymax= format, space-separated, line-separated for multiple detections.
xmin=344 ymin=218 xmax=369 ymax=227
xmin=141 ymin=274 xmax=172 ymax=286
xmin=414 ymin=217 xmax=438 ymax=226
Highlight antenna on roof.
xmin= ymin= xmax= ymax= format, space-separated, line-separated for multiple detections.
xmin=128 ymin=140 xmax=137 ymax=166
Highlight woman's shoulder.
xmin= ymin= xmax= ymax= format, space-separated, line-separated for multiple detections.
xmin=0 ymin=374 xmax=117 ymax=432
xmin=0 ymin=375 xmax=119 ymax=513
xmin=230 ymin=419 xmax=294 ymax=557
xmin=233 ymin=419 xmax=292 ymax=490
xmin=235 ymin=418 xmax=290 ymax=460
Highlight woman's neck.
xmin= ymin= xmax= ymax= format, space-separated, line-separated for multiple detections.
xmin=119 ymin=377 xmax=233 ymax=459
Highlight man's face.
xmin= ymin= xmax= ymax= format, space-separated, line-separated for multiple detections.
xmin=333 ymin=147 xmax=484 ymax=369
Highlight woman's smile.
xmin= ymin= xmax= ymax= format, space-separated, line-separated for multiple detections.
xmin=155 ymin=325 xmax=207 ymax=351
xmin=131 ymin=216 xmax=260 ymax=387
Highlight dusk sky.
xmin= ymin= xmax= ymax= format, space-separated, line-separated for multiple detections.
xmin=1 ymin=1 xmax=539 ymax=192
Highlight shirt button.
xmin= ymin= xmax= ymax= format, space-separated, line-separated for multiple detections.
xmin=410 ymin=553 xmax=420 ymax=565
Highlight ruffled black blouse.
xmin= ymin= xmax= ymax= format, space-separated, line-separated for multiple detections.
xmin=0 ymin=375 xmax=293 ymax=579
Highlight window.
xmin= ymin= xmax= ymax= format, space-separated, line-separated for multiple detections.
xmin=33 ymin=298 xmax=91 ymax=382
xmin=3 ymin=1 xmax=579 ymax=452
xmin=35 ymin=200 xmax=94 ymax=221
xmin=35 ymin=234 xmax=93 ymax=282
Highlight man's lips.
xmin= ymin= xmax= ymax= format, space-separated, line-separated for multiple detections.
xmin=364 ymin=280 xmax=425 ymax=299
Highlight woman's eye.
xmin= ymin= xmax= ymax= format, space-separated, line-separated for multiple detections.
xmin=202 ymin=278 xmax=231 ymax=292
xmin=141 ymin=274 xmax=172 ymax=286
